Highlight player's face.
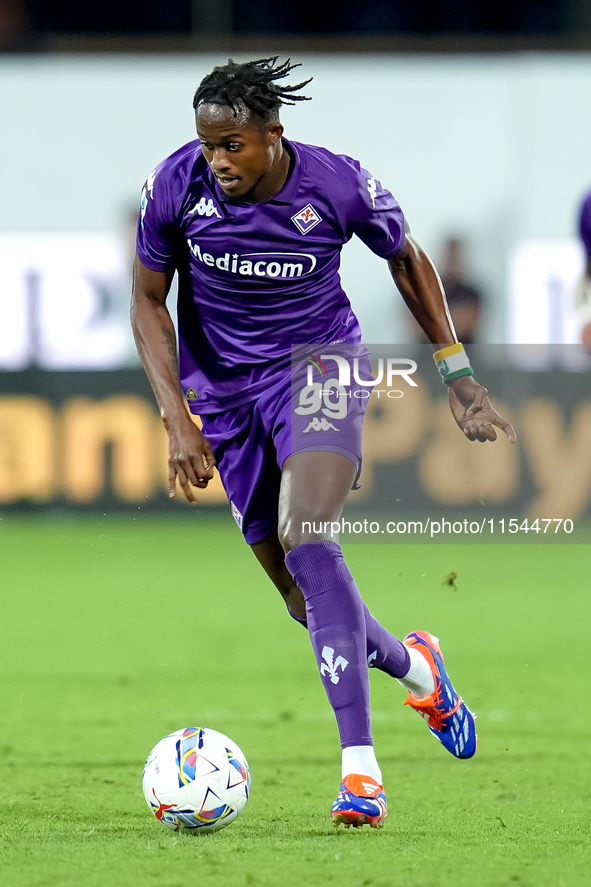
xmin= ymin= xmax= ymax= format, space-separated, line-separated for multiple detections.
xmin=196 ymin=103 xmax=283 ymax=200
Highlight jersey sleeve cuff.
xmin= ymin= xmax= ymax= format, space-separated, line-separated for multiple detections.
xmin=135 ymin=251 xmax=175 ymax=274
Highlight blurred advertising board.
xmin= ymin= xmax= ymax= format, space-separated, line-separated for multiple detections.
xmin=0 ymin=369 xmax=227 ymax=511
xmin=1 ymin=347 xmax=590 ymax=543
xmin=507 ymin=239 xmax=586 ymax=363
xmin=0 ymin=235 xmax=137 ymax=370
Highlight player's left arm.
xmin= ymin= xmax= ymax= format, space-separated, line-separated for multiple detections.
xmin=388 ymin=230 xmax=516 ymax=444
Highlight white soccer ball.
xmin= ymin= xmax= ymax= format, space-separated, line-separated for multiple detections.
xmin=142 ymin=726 xmax=250 ymax=834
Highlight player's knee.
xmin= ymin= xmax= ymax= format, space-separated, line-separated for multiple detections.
xmin=277 ymin=522 xmax=294 ymax=553
xmin=279 ymin=516 xmax=340 ymax=552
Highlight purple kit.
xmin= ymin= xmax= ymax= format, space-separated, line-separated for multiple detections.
xmin=137 ymin=137 xmax=404 ymax=412
xmin=137 ymin=137 xmax=405 ymax=541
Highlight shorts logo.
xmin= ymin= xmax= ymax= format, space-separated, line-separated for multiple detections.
xmin=303 ymin=417 xmax=339 ymax=432
xmin=291 ymin=204 xmax=322 ymax=235
xmin=230 ymin=501 xmax=243 ymax=531
xmin=185 ymin=387 xmax=199 ymax=400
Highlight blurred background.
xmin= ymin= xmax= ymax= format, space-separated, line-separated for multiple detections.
xmin=1 ymin=0 xmax=591 ymax=517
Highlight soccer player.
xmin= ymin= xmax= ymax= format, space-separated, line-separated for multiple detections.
xmin=575 ymin=189 xmax=591 ymax=348
xmin=131 ymin=57 xmax=516 ymax=829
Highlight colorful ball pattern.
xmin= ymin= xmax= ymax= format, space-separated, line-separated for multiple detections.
xmin=142 ymin=727 xmax=250 ymax=834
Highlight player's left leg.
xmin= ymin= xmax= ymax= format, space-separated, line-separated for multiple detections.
xmin=251 ymin=530 xmax=308 ymax=622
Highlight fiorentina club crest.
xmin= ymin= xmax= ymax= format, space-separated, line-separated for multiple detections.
xmin=320 ymin=645 xmax=349 ymax=685
xmin=291 ymin=203 xmax=322 ymax=235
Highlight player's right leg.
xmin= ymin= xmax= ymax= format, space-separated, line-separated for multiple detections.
xmin=276 ymin=451 xmax=393 ymax=827
xmin=200 ymin=389 xmax=389 ymax=824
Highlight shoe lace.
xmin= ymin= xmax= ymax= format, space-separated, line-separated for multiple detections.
xmin=404 ymin=681 xmax=463 ymax=731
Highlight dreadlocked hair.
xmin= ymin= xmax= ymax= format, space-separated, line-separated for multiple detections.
xmin=193 ymin=56 xmax=312 ymax=123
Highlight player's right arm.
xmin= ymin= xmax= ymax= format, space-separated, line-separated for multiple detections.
xmin=131 ymin=255 xmax=215 ymax=504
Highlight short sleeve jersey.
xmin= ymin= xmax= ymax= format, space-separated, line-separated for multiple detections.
xmin=136 ymin=137 xmax=405 ymax=414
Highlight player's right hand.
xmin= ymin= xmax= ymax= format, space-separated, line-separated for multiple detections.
xmin=166 ymin=418 xmax=216 ymax=505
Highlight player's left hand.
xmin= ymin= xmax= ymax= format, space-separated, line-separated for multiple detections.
xmin=447 ymin=375 xmax=517 ymax=443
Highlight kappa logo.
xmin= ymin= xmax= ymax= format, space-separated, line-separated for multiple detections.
xmin=320 ymin=646 xmax=349 ymax=685
xmin=303 ymin=417 xmax=339 ymax=433
xmin=189 ymin=197 xmax=221 ymax=218
xmin=230 ymin=501 xmax=243 ymax=531
xmin=291 ymin=203 xmax=322 ymax=235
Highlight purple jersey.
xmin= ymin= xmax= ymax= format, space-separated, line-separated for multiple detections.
xmin=580 ymin=189 xmax=591 ymax=258
xmin=136 ymin=138 xmax=405 ymax=414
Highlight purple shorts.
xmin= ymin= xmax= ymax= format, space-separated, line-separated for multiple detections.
xmin=200 ymin=357 xmax=370 ymax=545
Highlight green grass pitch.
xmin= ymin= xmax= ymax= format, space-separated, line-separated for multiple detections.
xmin=0 ymin=515 xmax=589 ymax=887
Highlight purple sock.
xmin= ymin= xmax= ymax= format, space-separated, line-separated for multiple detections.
xmin=285 ymin=540 xmax=372 ymax=749
xmin=364 ymin=608 xmax=410 ymax=678
xmin=287 ymin=601 xmax=409 ymax=678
